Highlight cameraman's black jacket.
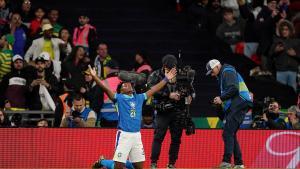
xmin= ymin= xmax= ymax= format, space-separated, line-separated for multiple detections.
xmin=148 ymin=69 xmax=185 ymax=112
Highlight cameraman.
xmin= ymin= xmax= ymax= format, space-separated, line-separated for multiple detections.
xmin=148 ymin=54 xmax=192 ymax=169
xmin=260 ymin=101 xmax=286 ymax=129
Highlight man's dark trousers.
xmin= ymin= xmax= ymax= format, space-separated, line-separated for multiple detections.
xmin=151 ymin=111 xmax=183 ymax=165
xmin=222 ymin=106 xmax=249 ymax=165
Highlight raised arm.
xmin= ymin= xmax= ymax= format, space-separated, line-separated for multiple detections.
xmin=146 ymin=68 xmax=176 ymax=98
xmin=88 ymin=65 xmax=115 ymax=100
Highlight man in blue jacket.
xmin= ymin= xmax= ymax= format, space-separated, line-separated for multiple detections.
xmin=206 ymin=59 xmax=252 ymax=169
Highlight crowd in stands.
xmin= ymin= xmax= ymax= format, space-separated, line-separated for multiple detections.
xmin=187 ymin=0 xmax=300 ymax=91
xmin=0 ymin=0 xmax=299 ymax=129
xmin=186 ymin=0 xmax=300 ymax=129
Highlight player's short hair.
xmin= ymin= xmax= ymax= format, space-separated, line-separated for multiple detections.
xmin=117 ymin=82 xmax=125 ymax=94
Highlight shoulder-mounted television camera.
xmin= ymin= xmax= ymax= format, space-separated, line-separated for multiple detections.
xmin=176 ymin=65 xmax=196 ymax=98
xmin=118 ymin=70 xmax=147 ymax=85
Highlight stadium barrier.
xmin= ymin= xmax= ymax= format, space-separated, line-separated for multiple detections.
xmin=0 ymin=129 xmax=299 ymax=168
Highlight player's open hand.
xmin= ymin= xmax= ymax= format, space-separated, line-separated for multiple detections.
xmin=165 ymin=67 xmax=177 ymax=81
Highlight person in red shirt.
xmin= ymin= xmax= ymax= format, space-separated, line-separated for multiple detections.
xmin=29 ymin=7 xmax=45 ymax=38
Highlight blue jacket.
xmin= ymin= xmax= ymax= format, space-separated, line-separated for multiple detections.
xmin=218 ymin=64 xmax=253 ymax=114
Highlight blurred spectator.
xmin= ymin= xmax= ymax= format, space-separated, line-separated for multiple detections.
xmin=0 ymin=55 xmax=28 ymax=110
xmin=26 ymin=17 xmax=51 ymax=39
xmin=258 ymin=101 xmax=286 ymax=129
xmin=38 ymin=51 xmax=58 ymax=80
xmin=40 ymin=18 xmax=51 ymax=29
xmin=207 ymin=0 xmax=223 ymax=35
xmin=0 ymin=34 xmax=13 ymax=82
xmin=237 ymin=0 xmax=264 ymax=43
xmin=2 ymin=12 xmax=28 ymax=56
xmin=31 ymin=17 xmax=52 ymax=39
xmin=269 ymin=20 xmax=300 ymax=92
xmin=27 ymin=56 xmax=58 ymax=111
xmin=58 ymin=28 xmax=72 ymax=62
xmin=188 ymin=0 xmax=209 ymax=30
xmin=54 ymin=91 xmax=74 ymax=127
xmin=72 ymin=13 xmax=97 ymax=56
xmin=98 ymin=62 xmax=121 ymax=127
xmin=61 ymin=46 xmax=88 ymax=92
xmin=278 ymin=0 xmax=291 ymax=19
xmin=48 ymin=9 xmax=63 ymax=37
xmin=292 ymin=13 xmax=300 ymax=39
xmin=133 ymin=51 xmax=152 ymax=76
xmin=17 ymin=0 xmax=34 ymax=28
xmin=36 ymin=118 xmax=48 ymax=127
xmin=22 ymin=52 xmax=53 ymax=86
xmin=236 ymin=0 xmax=263 ymax=66
xmin=133 ymin=51 xmax=152 ymax=93
xmin=80 ymin=69 xmax=103 ymax=117
xmin=28 ymin=7 xmax=45 ymax=38
xmin=0 ymin=34 xmax=13 ymax=52
xmin=25 ymin=23 xmax=71 ymax=79
xmin=255 ymin=0 xmax=286 ymax=73
xmin=0 ymin=0 xmax=11 ymax=31
xmin=0 ymin=109 xmax=10 ymax=127
xmin=286 ymin=105 xmax=300 ymax=129
xmin=216 ymin=8 xmax=245 ymax=46
xmin=10 ymin=113 xmax=23 ymax=127
xmin=25 ymin=23 xmax=60 ymax=62
xmin=60 ymin=93 xmax=96 ymax=127
xmin=93 ymin=43 xmax=113 ymax=79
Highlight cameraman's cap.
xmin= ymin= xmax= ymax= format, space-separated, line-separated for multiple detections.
xmin=162 ymin=54 xmax=177 ymax=69
xmin=39 ymin=52 xmax=50 ymax=61
xmin=206 ymin=59 xmax=220 ymax=75
xmin=12 ymin=54 xmax=23 ymax=62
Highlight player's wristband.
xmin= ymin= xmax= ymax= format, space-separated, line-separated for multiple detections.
xmin=163 ymin=77 xmax=169 ymax=83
